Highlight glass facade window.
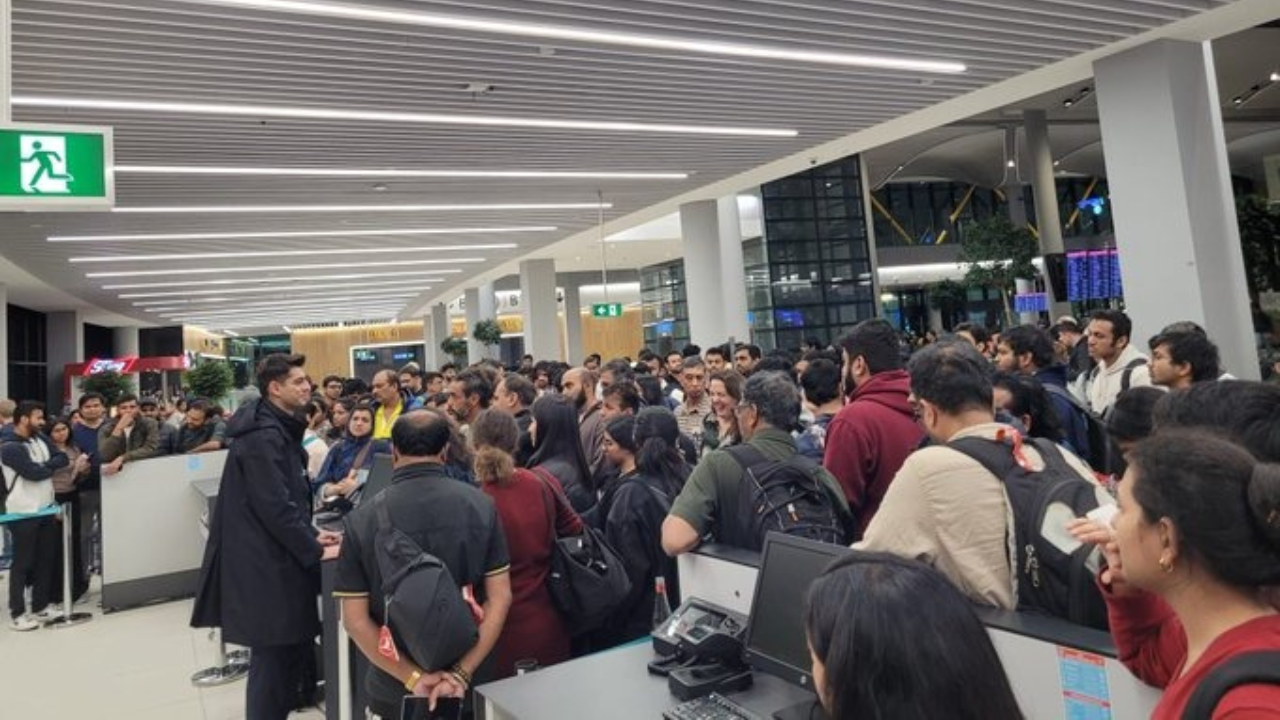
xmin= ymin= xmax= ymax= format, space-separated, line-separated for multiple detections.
xmin=754 ymin=156 xmax=878 ymax=351
xmin=639 ymin=259 xmax=690 ymax=354
xmin=7 ymin=304 xmax=48 ymax=404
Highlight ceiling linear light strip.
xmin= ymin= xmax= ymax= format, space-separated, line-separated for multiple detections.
xmin=180 ymin=312 xmax=410 ymax=325
xmin=129 ymin=286 xmax=430 ymax=304
xmin=87 ymin=258 xmax=485 ymax=278
xmin=120 ymin=282 xmax=433 ymax=298
xmin=156 ymin=295 xmax=415 ymax=312
xmin=117 ymin=279 xmax=440 ymax=295
xmin=107 ymin=201 xmax=613 ymax=214
xmin=103 ymin=271 xmax=455 ymax=289
xmin=12 ymin=97 xmax=797 ymax=138
xmin=113 ymin=165 xmax=689 ymax=180
xmin=114 ymin=276 xmax=443 ymax=294
xmin=50 ymin=226 xmax=556 ymax=243
xmin=174 ymin=304 xmax=410 ymax=318
xmin=157 ymin=300 xmax=416 ymax=317
xmin=173 ymin=309 xmax=410 ymax=322
xmin=174 ymin=0 xmax=965 ymax=73
xmin=141 ymin=293 xmax=421 ymax=311
xmin=71 ymin=243 xmax=517 ymax=263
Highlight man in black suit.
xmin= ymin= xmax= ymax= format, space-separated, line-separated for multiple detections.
xmin=191 ymin=353 xmax=340 ymax=720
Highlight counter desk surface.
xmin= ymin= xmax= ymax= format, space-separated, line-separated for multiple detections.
xmin=476 ymin=641 xmax=818 ymax=720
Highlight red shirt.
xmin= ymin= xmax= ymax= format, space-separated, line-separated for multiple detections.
xmin=1104 ymin=587 xmax=1280 ymax=718
xmin=481 ymin=468 xmax=583 ymax=679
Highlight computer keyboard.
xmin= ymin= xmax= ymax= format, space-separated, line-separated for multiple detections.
xmin=664 ymin=693 xmax=761 ymax=720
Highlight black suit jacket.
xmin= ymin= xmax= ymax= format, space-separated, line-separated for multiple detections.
xmin=191 ymin=399 xmax=322 ymax=646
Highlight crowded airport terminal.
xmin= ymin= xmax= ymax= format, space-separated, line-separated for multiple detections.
xmin=3 ymin=1 xmax=1280 ymax=718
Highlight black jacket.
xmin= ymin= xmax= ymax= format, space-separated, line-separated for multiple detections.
xmin=595 ymin=470 xmax=681 ymax=648
xmin=191 ymin=399 xmax=322 ymax=647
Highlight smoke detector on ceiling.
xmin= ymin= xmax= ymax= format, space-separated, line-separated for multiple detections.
xmin=458 ymin=83 xmax=496 ymax=95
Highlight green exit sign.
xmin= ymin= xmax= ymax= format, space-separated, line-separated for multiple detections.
xmin=592 ymin=303 xmax=625 ymax=318
xmin=0 ymin=123 xmax=115 ymax=210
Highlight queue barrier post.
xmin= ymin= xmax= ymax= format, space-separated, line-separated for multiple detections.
xmin=191 ymin=629 xmax=250 ymax=687
xmin=45 ymin=502 xmax=93 ymax=629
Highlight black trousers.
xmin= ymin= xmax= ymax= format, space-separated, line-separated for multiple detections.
xmin=246 ymin=641 xmax=314 ymax=720
xmin=7 ymin=516 xmax=58 ymax=619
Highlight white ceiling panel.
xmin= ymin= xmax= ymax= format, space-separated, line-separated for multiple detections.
xmin=0 ymin=0 xmax=1245 ymax=332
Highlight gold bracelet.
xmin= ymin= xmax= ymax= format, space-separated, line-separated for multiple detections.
xmin=404 ymin=669 xmax=422 ymax=692
xmin=450 ymin=664 xmax=472 ymax=686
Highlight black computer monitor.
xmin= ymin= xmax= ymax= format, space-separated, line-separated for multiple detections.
xmin=360 ymin=453 xmax=395 ymax=503
xmin=744 ymin=533 xmax=852 ymax=693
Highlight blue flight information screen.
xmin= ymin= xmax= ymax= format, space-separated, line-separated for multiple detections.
xmin=1066 ymin=250 xmax=1123 ymax=302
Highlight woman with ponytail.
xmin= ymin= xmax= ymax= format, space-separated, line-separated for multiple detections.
xmin=594 ymin=407 xmax=691 ymax=648
xmin=1070 ymin=429 xmax=1280 ymax=719
xmin=473 ymin=409 xmax=582 ymax=678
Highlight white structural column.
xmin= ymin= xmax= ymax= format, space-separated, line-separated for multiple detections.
xmin=113 ymin=326 xmax=140 ymax=357
xmin=1094 ymin=40 xmax=1257 ymax=379
xmin=425 ymin=303 xmax=450 ymax=369
xmin=519 ymin=259 xmax=560 ymax=362
xmin=464 ymin=283 xmax=496 ymax=362
xmin=1023 ymin=109 xmax=1072 ymax=320
xmin=0 ymin=284 xmax=8 ymax=399
xmin=561 ymin=283 xmax=583 ymax=364
xmin=46 ymin=310 xmax=85 ymax=409
xmin=680 ymin=199 xmax=749 ymax=349
xmin=716 ymin=197 xmax=752 ymax=344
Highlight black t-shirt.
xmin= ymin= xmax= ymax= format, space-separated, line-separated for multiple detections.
xmin=333 ymin=461 xmax=509 ymax=703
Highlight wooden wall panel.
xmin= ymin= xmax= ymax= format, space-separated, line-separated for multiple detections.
xmin=290 ymin=322 xmax=424 ymax=380
xmin=579 ymin=309 xmax=643 ymax=361
xmin=183 ymin=327 xmax=226 ymax=356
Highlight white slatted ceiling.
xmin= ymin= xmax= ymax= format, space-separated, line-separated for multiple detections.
xmin=1 ymin=0 xmax=1232 ymax=330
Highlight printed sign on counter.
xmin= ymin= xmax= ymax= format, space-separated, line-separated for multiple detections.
xmin=1058 ymin=647 xmax=1113 ymax=720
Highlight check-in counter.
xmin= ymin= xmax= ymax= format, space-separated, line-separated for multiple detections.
xmin=100 ymin=451 xmax=227 ymax=611
xmin=675 ymin=544 xmax=1162 ymax=720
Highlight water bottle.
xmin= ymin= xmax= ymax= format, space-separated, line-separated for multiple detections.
xmin=652 ymin=575 xmax=673 ymax=629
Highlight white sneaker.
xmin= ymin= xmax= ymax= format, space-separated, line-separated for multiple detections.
xmin=34 ymin=608 xmax=62 ymax=623
xmin=9 ymin=615 xmax=40 ymax=632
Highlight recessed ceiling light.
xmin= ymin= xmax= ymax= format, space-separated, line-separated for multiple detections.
xmin=165 ymin=303 xmax=409 ymax=319
xmin=143 ymin=294 xmax=420 ymax=313
xmin=109 ymin=202 xmax=611 ymax=214
xmin=119 ymin=282 xmax=433 ymax=298
xmin=14 ymin=97 xmax=797 ymax=137
xmin=110 ymin=273 xmax=450 ymax=292
xmin=87 ymin=258 xmax=483 ymax=278
xmin=71 ymin=244 xmax=516 ymax=263
xmin=175 ymin=0 xmax=965 ymax=73
xmin=50 ymin=225 xmax=555 ymax=243
xmin=112 ymin=166 xmax=689 ymax=180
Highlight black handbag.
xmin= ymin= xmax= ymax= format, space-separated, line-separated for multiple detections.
xmin=532 ymin=468 xmax=633 ymax=636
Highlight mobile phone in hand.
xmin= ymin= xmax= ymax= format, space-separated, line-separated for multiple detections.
xmin=401 ymin=695 xmax=462 ymax=720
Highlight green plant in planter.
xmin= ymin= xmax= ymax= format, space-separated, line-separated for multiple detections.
xmin=472 ymin=319 xmax=503 ymax=353
xmin=185 ymin=360 xmax=235 ymax=404
xmin=440 ymin=336 xmax=468 ymax=364
xmin=957 ymin=215 xmax=1039 ymax=327
xmin=79 ymin=371 xmax=135 ymax=407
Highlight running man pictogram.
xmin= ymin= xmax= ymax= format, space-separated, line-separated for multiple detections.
xmin=20 ymin=139 xmax=75 ymax=193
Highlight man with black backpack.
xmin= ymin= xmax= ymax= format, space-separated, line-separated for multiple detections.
xmin=334 ymin=409 xmax=511 ymax=719
xmin=859 ymin=342 xmax=1113 ymax=628
xmin=661 ymin=371 xmax=853 ymax=556
xmin=995 ymin=325 xmax=1092 ymax=461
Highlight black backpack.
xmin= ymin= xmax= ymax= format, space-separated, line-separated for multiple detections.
xmin=1182 ymin=651 xmax=1280 ymax=719
xmin=725 ymin=445 xmax=849 ymax=552
xmin=949 ymin=436 xmax=1111 ymax=630
xmin=371 ymin=494 xmax=478 ymax=671
xmin=1043 ymin=384 xmax=1115 ymax=475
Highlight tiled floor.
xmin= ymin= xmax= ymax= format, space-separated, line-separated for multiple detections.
xmin=0 ymin=573 xmax=324 ymax=719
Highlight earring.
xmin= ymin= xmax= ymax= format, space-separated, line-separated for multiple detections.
xmin=1159 ymin=555 xmax=1175 ymax=574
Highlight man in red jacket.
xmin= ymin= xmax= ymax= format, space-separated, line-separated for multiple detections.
xmin=823 ymin=319 xmax=923 ymax=537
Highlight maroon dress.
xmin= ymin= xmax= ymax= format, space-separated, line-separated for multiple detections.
xmin=482 ymin=468 xmax=583 ymax=679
